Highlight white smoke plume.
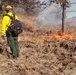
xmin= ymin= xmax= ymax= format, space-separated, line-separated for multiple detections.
xmin=36 ymin=3 xmax=62 ymax=25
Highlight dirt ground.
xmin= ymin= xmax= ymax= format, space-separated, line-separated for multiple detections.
xmin=0 ymin=14 xmax=76 ymax=75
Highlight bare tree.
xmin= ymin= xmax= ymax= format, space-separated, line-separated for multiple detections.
xmin=58 ymin=0 xmax=70 ymax=33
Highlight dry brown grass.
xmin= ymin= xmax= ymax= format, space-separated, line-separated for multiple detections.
xmin=0 ymin=14 xmax=76 ymax=75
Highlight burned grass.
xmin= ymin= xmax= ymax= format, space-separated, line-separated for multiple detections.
xmin=0 ymin=14 xmax=76 ymax=75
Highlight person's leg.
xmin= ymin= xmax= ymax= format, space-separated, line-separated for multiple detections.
xmin=14 ymin=36 xmax=20 ymax=57
xmin=7 ymin=35 xmax=17 ymax=57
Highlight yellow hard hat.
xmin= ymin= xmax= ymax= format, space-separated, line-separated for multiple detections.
xmin=5 ymin=5 xmax=12 ymax=10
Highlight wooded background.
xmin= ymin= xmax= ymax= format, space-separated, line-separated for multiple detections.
xmin=0 ymin=0 xmax=70 ymax=15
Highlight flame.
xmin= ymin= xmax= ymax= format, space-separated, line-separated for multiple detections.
xmin=41 ymin=17 xmax=45 ymax=21
xmin=37 ymin=31 xmax=76 ymax=44
xmin=41 ymin=32 xmax=76 ymax=42
xmin=28 ymin=16 xmax=37 ymax=21
xmin=1 ymin=35 xmax=35 ymax=44
xmin=1 ymin=32 xmax=76 ymax=45
xmin=32 ymin=16 xmax=37 ymax=21
xmin=18 ymin=35 xmax=34 ymax=43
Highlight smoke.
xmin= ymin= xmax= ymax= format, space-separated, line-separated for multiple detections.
xmin=36 ymin=3 xmax=62 ymax=25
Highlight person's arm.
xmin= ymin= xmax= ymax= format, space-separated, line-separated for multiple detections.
xmin=1 ymin=16 xmax=7 ymax=36
xmin=1 ymin=16 xmax=10 ymax=36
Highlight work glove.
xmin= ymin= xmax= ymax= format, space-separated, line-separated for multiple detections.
xmin=1 ymin=35 xmax=5 ymax=40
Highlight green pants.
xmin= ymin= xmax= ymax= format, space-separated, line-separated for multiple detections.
xmin=6 ymin=32 xmax=20 ymax=57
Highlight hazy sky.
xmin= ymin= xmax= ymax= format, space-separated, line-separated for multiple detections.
xmin=67 ymin=0 xmax=76 ymax=18
xmin=39 ymin=0 xmax=76 ymax=18
xmin=39 ymin=0 xmax=45 ymax=2
xmin=37 ymin=0 xmax=76 ymax=25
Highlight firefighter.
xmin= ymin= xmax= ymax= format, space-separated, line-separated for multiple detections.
xmin=1 ymin=5 xmax=20 ymax=59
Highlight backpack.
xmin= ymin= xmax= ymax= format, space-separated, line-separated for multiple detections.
xmin=6 ymin=14 xmax=23 ymax=35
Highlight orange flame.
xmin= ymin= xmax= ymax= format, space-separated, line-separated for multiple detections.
xmin=41 ymin=17 xmax=45 ymax=20
xmin=1 ymin=32 xmax=76 ymax=45
xmin=18 ymin=35 xmax=34 ymax=43
xmin=40 ymin=32 xmax=76 ymax=42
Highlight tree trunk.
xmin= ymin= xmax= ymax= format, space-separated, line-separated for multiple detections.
xmin=62 ymin=0 xmax=66 ymax=33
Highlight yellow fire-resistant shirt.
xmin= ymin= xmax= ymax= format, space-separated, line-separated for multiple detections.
xmin=1 ymin=12 xmax=19 ymax=36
